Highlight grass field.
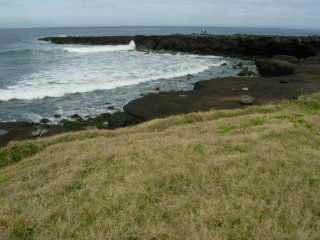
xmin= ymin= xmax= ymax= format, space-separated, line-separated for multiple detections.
xmin=1 ymin=94 xmax=320 ymax=240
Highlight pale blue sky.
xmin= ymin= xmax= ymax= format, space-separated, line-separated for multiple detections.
xmin=0 ymin=0 xmax=319 ymax=29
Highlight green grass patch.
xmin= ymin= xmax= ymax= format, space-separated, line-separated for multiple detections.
xmin=0 ymin=143 xmax=43 ymax=169
xmin=218 ymin=116 xmax=267 ymax=134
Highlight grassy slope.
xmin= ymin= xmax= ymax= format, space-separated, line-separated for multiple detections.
xmin=1 ymin=94 xmax=320 ymax=240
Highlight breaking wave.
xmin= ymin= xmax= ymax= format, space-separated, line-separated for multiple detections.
xmin=63 ymin=40 xmax=136 ymax=53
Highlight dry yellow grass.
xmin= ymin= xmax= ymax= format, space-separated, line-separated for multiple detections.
xmin=1 ymin=94 xmax=320 ymax=239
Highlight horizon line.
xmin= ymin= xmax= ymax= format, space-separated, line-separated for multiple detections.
xmin=1 ymin=25 xmax=320 ymax=32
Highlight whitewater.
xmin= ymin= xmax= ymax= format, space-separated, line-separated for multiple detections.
xmin=0 ymin=28 xmax=250 ymax=122
xmin=0 ymin=40 xmax=225 ymax=101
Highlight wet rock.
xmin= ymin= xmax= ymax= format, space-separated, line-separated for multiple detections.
xmin=255 ymin=59 xmax=297 ymax=76
xmin=31 ymin=128 xmax=48 ymax=137
xmin=240 ymin=95 xmax=255 ymax=105
xmin=220 ymin=62 xmax=227 ymax=66
xmin=187 ymin=74 xmax=193 ymax=80
xmin=0 ymin=129 xmax=9 ymax=136
xmin=107 ymin=106 xmax=115 ymax=110
xmin=54 ymin=114 xmax=62 ymax=119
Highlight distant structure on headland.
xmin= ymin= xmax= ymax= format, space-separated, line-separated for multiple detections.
xmin=200 ymin=28 xmax=208 ymax=36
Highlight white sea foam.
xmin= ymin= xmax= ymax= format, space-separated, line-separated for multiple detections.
xmin=0 ymin=50 xmax=225 ymax=101
xmin=64 ymin=40 xmax=136 ymax=53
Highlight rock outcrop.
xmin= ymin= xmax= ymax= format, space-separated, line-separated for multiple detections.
xmin=40 ymin=35 xmax=320 ymax=58
xmin=255 ymin=59 xmax=298 ymax=76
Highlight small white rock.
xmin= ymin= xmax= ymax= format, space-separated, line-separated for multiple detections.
xmin=240 ymin=95 xmax=255 ymax=105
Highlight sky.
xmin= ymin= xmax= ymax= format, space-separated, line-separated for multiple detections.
xmin=0 ymin=0 xmax=319 ymax=29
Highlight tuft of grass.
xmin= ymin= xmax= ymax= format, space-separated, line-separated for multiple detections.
xmin=0 ymin=143 xmax=43 ymax=169
xmin=10 ymin=218 xmax=34 ymax=240
xmin=218 ymin=116 xmax=267 ymax=134
xmin=0 ymin=175 xmax=9 ymax=185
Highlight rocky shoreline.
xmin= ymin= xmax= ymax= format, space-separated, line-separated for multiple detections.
xmin=40 ymin=34 xmax=320 ymax=58
xmin=1 ymin=34 xmax=320 ymax=146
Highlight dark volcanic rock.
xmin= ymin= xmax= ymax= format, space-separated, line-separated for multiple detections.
xmin=40 ymin=35 xmax=320 ymax=58
xmin=108 ymin=112 xmax=140 ymax=129
xmin=124 ymin=68 xmax=320 ymax=121
xmin=255 ymin=59 xmax=297 ymax=76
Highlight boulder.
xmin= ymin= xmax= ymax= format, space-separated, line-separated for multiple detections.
xmin=304 ymin=55 xmax=320 ymax=64
xmin=240 ymin=95 xmax=255 ymax=105
xmin=272 ymin=55 xmax=299 ymax=64
xmin=255 ymin=59 xmax=297 ymax=76
xmin=108 ymin=112 xmax=140 ymax=129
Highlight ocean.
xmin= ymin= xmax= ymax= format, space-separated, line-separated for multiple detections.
xmin=0 ymin=26 xmax=319 ymax=123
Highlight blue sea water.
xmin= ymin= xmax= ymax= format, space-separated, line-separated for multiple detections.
xmin=0 ymin=26 xmax=319 ymax=123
